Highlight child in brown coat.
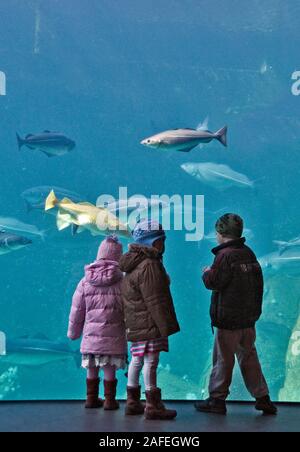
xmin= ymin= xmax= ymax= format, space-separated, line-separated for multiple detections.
xmin=120 ymin=220 xmax=180 ymax=420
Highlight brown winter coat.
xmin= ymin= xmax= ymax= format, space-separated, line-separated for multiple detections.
xmin=119 ymin=244 xmax=180 ymax=342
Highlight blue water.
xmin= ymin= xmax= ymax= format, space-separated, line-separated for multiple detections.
xmin=0 ymin=0 xmax=300 ymax=401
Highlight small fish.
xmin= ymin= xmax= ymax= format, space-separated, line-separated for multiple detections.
xmin=0 ymin=334 xmax=80 ymax=367
xmin=181 ymin=162 xmax=254 ymax=189
xmin=0 ymin=217 xmax=46 ymax=241
xmin=273 ymin=236 xmax=300 ymax=255
xmin=45 ymin=190 xmax=131 ymax=239
xmin=21 ymin=186 xmax=83 ymax=213
xmin=0 ymin=230 xmax=32 ymax=255
xmin=16 ymin=131 xmax=76 ymax=157
xmin=141 ymin=120 xmax=227 ymax=152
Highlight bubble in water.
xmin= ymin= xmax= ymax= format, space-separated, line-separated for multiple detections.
xmin=0 ymin=367 xmax=19 ymax=400
xmin=186 ymin=392 xmax=197 ymax=400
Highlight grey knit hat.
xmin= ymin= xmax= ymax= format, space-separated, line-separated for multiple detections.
xmin=215 ymin=213 xmax=244 ymax=238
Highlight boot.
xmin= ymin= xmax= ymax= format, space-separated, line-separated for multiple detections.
xmin=194 ymin=397 xmax=227 ymax=415
xmin=255 ymin=395 xmax=277 ymax=415
xmin=103 ymin=379 xmax=120 ymax=410
xmin=145 ymin=388 xmax=177 ymax=420
xmin=125 ymin=386 xmax=145 ymax=416
xmin=85 ymin=378 xmax=103 ymax=409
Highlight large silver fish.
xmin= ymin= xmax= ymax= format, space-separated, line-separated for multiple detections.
xmin=16 ymin=131 xmax=76 ymax=157
xmin=259 ymin=248 xmax=300 ymax=276
xmin=203 ymin=227 xmax=254 ymax=243
xmin=0 ymin=217 xmax=46 ymax=241
xmin=181 ymin=162 xmax=254 ymax=189
xmin=0 ymin=230 xmax=32 ymax=255
xmin=273 ymin=236 xmax=300 ymax=255
xmin=97 ymin=197 xmax=169 ymax=230
xmin=141 ymin=123 xmax=227 ymax=152
xmin=0 ymin=334 xmax=80 ymax=367
xmin=97 ymin=197 xmax=168 ymax=216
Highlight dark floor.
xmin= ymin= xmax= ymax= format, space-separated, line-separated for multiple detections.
xmin=0 ymin=401 xmax=299 ymax=432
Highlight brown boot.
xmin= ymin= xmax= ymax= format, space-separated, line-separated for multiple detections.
xmin=125 ymin=386 xmax=145 ymax=415
xmin=85 ymin=378 xmax=103 ymax=409
xmin=145 ymin=388 xmax=177 ymax=420
xmin=103 ymin=379 xmax=119 ymax=410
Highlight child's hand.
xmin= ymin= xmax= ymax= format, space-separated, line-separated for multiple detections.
xmin=202 ymin=266 xmax=211 ymax=273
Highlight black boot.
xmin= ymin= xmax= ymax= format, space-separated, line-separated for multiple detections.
xmin=194 ymin=397 xmax=227 ymax=415
xmin=255 ymin=395 xmax=277 ymax=415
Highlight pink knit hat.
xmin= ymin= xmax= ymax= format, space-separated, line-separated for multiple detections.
xmin=97 ymin=236 xmax=123 ymax=262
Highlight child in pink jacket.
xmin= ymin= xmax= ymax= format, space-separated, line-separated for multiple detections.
xmin=67 ymin=236 xmax=127 ymax=410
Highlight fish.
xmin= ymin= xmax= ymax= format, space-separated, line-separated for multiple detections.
xmin=45 ymin=190 xmax=131 ymax=238
xmin=181 ymin=162 xmax=254 ymax=189
xmin=203 ymin=227 xmax=254 ymax=243
xmin=21 ymin=186 xmax=83 ymax=213
xmin=16 ymin=131 xmax=76 ymax=157
xmin=0 ymin=217 xmax=47 ymax=241
xmin=273 ymin=236 xmax=300 ymax=255
xmin=0 ymin=230 xmax=32 ymax=255
xmin=0 ymin=334 xmax=81 ymax=368
xmin=98 ymin=197 xmax=168 ymax=216
xmin=259 ymin=248 xmax=300 ymax=276
xmin=141 ymin=121 xmax=227 ymax=152
xmin=97 ymin=197 xmax=168 ymax=229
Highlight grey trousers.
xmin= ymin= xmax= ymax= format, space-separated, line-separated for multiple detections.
xmin=209 ymin=327 xmax=269 ymax=400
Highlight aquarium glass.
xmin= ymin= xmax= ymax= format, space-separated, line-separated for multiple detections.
xmin=0 ymin=0 xmax=300 ymax=401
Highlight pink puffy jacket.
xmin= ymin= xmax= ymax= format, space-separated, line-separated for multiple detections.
xmin=67 ymin=259 xmax=127 ymax=356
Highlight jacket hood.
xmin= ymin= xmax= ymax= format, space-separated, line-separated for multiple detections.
xmin=84 ymin=259 xmax=123 ymax=287
xmin=119 ymin=244 xmax=161 ymax=273
xmin=212 ymin=237 xmax=246 ymax=255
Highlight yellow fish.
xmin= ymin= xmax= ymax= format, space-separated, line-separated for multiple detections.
xmin=45 ymin=190 xmax=131 ymax=239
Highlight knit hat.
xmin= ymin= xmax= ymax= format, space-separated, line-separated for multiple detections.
xmin=215 ymin=213 xmax=244 ymax=239
xmin=132 ymin=219 xmax=166 ymax=247
xmin=97 ymin=235 xmax=123 ymax=261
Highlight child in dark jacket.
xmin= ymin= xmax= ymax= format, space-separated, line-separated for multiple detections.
xmin=195 ymin=213 xmax=277 ymax=415
xmin=68 ymin=236 xmax=127 ymax=410
xmin=120 ymin=220 xmax=180 ymax=420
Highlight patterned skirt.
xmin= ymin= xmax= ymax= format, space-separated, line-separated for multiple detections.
xmin=130 ymin=337 xmax=169 ymax=357
xmin=81 ymin=354 xmax=127 ymax=370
